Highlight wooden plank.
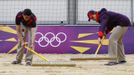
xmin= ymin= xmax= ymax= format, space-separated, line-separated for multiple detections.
xmin=32 ymin=61 xmax=76 ymax=67
xmin=70 ymin=57 xmax=116 ymax=61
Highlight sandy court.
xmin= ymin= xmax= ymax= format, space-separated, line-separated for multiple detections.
xmin=0 ymin=54 xmax=134 ymax=75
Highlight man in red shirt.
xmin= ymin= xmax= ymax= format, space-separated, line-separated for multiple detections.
xmin=12 ymin=9 xmax=37 ymax=66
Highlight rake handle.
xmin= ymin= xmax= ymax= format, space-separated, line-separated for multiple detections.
xmin=25 ymin=46 xmax=48 ymax=61
xmin=95 ymin=36 xmax=105 ymax=55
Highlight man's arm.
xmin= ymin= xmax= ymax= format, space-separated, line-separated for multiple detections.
xmin=98 ymin=14 xmax=109 ymax=39
xmin=31 ymin=27 xmax=36 ymax=44
xmin=16 ymin=25 xmax=25 ymax=43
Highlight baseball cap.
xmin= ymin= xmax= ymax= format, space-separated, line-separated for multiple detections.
xmin=87 ymin=10 xmax=96 ymax=21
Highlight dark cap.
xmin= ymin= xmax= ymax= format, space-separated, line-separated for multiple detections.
xmin=23 ymin=9 xmax=32 ymax=16
xmin=87 ymin=10 xmax=96 ymax=21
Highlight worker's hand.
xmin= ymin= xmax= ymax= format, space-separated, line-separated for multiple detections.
xmin=98 ymin=31 xmax=106 ymax=39
xmin=30 ymin=43 xmax=35 ymax=49
xmin=21 ymin=41 xmax=27 ymax=47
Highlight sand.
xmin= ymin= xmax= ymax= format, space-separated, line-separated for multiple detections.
xmin=0 ymin=54 xmax=134 ymax=75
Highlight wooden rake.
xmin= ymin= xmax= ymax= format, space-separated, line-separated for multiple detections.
xmin=70 ymin=36 xmax=116 ymax=61
xmin=25 ymin=46 xmax=76 ymax=67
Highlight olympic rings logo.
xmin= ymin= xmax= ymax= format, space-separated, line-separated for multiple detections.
xmin=35 ymin=32 xmax=67 ymax=47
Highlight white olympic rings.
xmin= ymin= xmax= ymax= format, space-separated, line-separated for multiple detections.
xmin=35 ymin=32 xmax=67 ymax=47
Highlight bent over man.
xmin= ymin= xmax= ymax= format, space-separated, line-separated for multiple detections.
xmin=12 ymin=9 xmax=37 ymax=66
xmin=87 ymin=8 xmax=131 ymax=66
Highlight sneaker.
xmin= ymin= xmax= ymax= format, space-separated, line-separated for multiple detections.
xmin=11 ymin=61 xmax=21 ymax=64
xmin=26 ymin=61 xmax=32 ymax=66
xmin=104 ymin=62 xmax=118 ymax=66
xmin=119 ymin=60 xmax=127 ymax=64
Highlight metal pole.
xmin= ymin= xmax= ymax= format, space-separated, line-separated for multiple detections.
xmin=68 ymin=0 xmax=76 ymax=24
xmin=131 ymin=0 xmax=133 ymax=26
